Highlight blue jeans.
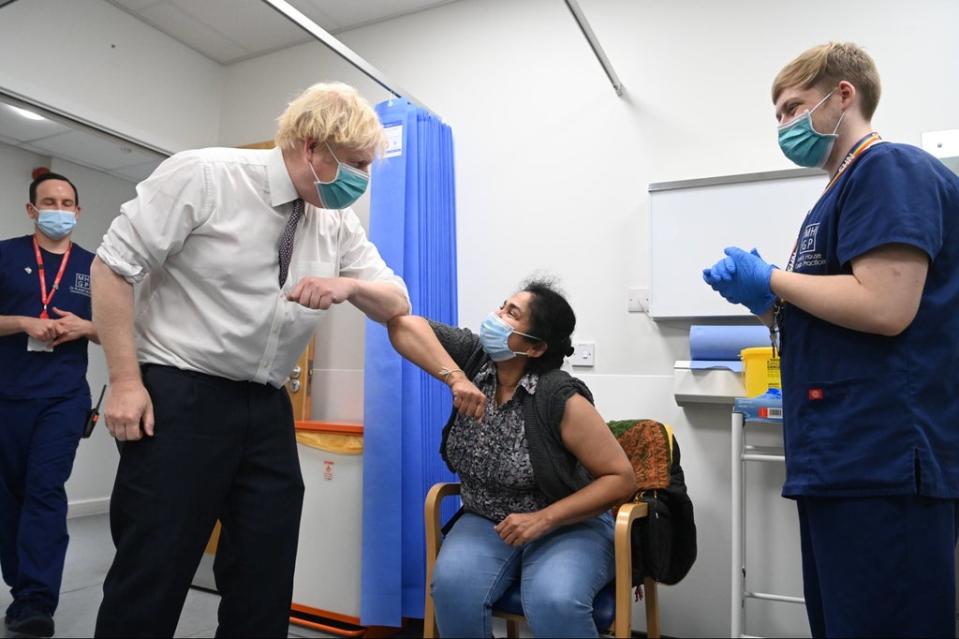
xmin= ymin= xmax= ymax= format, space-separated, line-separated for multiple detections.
xmin=431 ymin=511 xmax=615 ymax=638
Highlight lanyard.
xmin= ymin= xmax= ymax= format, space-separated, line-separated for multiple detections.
xmin=33 ymin=235 xmax=72 ymax=320
xmin=784 ymin=132 xmax=884 ymax=273
xmin=774 ymin=132 xmax=884 ymax=355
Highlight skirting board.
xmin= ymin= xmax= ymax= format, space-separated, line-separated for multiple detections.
xmin=67 ymin=497 xmax=110 ymax=519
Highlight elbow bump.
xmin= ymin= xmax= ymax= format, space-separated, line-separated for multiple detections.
xmin=386 ymin=314 xmax=408 ymax=335
xmin=386 ymin=315 xmax=401 ymax=334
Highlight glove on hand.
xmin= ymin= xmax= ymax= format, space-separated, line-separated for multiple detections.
xmin=702 ymin=247 xmax=776 ymax=315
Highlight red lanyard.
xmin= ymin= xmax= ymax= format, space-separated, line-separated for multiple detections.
xmin=32 ymin=235 xmax=72 ymax=319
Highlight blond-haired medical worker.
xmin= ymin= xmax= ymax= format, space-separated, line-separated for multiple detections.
xmin=704 ymin=42 xmax=959 ymax=638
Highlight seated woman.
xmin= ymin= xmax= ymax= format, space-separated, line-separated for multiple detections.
xmin=387 ymin=279 xmax=636 ymax=638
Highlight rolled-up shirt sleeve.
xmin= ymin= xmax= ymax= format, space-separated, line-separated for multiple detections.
xmin=97 ymin=152 xmax=214 ymax=284
xmin=336 ymin=208 xmax=411 ymax=309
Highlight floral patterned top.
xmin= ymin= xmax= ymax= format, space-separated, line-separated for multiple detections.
xmin=445 ymin=362 xmax=551 ymax=522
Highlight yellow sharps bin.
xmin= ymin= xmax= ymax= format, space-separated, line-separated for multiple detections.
xmin=740 ymin=346 xmax=781 ymax=397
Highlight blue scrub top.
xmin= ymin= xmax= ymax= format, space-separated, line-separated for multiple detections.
xmin=0 ymin=235 xmax=94 ymax=400
xmin=779 ymin=138 xmax=959 ymax=499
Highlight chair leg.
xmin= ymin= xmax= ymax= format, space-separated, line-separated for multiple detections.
xmin=506 ymin=619 xmax=521 ymax=638
xmin=423 ymin=593 xmax=438 ymax=638
xmin=643 ymin=578 xmax=660 ymax=639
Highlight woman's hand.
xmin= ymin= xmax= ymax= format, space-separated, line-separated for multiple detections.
xmin=449 ymin=374 xmax=486 ymax=421
xmin=495 ymin=511 xmax=556 ymax=546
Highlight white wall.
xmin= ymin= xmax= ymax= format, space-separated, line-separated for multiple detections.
xmin=0 ymin=143 xmax=136 ymax=516
xmin=219 ymin=1 xmax=959 ymax=636
xmin=0 ymin=0 xmax=222 ymax=152
xmin=0 ymin=144 xmax=48 ymax=230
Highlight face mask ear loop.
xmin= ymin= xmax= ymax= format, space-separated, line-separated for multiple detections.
xmin=325 ymin=141 xmax=342 ymax=164
xmin=812 ymin=87 xmax=837 ymax=111
xmin=307 ymin=157 xmax=321 ymax=182
xmin=514 ymin=329 xmax=542 ymax=342
xmin=831 ymin=109 xmax=846 ymax=136
xmin=311 ymin=144 xmax=342 ymax=186
xmin=807 ymin=87 xmax=844 ymax=136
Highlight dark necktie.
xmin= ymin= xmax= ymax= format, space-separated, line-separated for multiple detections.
xmin=278 ymin=198 xmax=304 ymax=287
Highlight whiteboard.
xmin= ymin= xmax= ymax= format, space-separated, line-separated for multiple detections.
xmin=649 ymin=170 xmax=825 ymax=318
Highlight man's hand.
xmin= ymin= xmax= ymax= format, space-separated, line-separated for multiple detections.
xmin=288 ymin=277 xmax=358 ymax=310
xmin=105 ymin=379 xmax=155 ymax=442
xmin=448 ymin=374 xmax=486 ymax=421
xmin=50 ymin=307 xmax=93 ymax=347
xmin=703 ymin=247 xmax=776 ymax=315
xmin=495 ymin=511 xmax=556 ymax=547
xmin=21 ymin=317 xmax=62 ymax=342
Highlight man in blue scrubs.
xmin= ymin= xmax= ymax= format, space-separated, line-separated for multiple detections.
xmin=704 ymin=42 xmax=959 ymax=637
xmin=0 ymin=171 xmax=98 ymax=637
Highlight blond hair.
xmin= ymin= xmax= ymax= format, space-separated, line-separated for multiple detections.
xmin=274 ymin=82 xmax=386 ymax=154
xmin=772 ymin=42 xmax=881 ymax=120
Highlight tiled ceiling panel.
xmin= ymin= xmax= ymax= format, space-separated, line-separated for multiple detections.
xmin=106 ymin=0 xmax=459 ymax=64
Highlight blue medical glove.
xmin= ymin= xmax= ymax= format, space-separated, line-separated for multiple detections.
xmin=702 ymin=255 xmax=737 ymax=285
xmin=702 ymin=247 xmax=776 ymax=315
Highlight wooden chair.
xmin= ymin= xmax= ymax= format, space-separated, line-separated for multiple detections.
xmin=423 ymin=483 xmax=660 ymax=638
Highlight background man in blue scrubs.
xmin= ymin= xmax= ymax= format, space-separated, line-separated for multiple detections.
xmin=0 ymin=171 xmax=99 ymax=638
xmin=704 ymin=42 xmax=959 ymax=637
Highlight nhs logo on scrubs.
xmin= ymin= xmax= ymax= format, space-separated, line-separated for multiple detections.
xmin=70 ymin=273 xmax=91 ymax=297
xmin=799 ymin=223 xmax=820 ymax=255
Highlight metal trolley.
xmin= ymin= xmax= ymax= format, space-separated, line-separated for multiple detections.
xmin=731 ymin=391 xmax=804 ymax=638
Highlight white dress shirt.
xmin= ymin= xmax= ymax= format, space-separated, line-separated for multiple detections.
xmin=97 ymin=146 xmax=409 ymax=387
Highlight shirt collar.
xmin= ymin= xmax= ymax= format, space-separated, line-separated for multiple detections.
xmin=476 ymin=361 xmax=539 ymax=395
xmin=267 ymin=146 xmax=299 ymax=207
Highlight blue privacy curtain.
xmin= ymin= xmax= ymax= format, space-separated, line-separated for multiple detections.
xmin=361 ymin=98 xmax=458 ymax=626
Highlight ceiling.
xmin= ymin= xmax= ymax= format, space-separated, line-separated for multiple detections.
xmin=0 ymin=99 xmax=167 ymax=183
xmin=105 ymin=0 xmax=459 ymax=64
xmin=0 ymin=0 xmax=460 ymax=182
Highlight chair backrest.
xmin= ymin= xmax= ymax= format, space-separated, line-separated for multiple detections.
xmin=612 ymin=419 xmax=698 ymax=586
xmin=615 ymin=418 xmax=673 ymax=491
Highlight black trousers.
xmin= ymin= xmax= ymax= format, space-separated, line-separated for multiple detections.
xmin=95 ymin=365 xmax=304 ymax=638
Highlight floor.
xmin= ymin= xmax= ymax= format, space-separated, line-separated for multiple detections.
xmin=0 ymin=514 xmax=394 ymax=638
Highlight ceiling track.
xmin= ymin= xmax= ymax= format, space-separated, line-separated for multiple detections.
xmin=564 ymin=0 xmax=624 ymax=97
xmin=260 ymin=0 xmax=438 ymax=116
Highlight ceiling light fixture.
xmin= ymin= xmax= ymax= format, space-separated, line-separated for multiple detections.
xmin=7 ymin=105 xmax=46 ymax=121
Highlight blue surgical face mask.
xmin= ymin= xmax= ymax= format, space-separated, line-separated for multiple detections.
xmin=35 ymin=208 xmax=77 ymax=240
xmin=479 ymin=312 xmax=541 ymax=362
xmin=309 ymin=143 xmax=370 ymax=210
xmin=777 ymin=88 xmax=845 ymax=168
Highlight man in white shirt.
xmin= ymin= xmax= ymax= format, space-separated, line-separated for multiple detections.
xmin=90 ymin=82 xmax=410 ymax=638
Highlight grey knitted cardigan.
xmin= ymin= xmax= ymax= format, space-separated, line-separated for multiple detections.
xmin=429 ymin=321 xmax=594 ymax=503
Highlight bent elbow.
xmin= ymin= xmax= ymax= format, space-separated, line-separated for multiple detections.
xmin=386 ymin=313 xmax=413 ymax=343
xmin=386 ymin=315 xmax=403 ymax=338
xmin=873 ymin=308 xmax=918 ymax=337
xmin=619 ymin=470 xmax=638 ymax=501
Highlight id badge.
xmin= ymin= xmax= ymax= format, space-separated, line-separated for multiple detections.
xmin=27 ymin=336 xmax=54 ymax=352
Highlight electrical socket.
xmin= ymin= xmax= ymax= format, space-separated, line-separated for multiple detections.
xmin=571 ymin=342 xmax=595 ymax=367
